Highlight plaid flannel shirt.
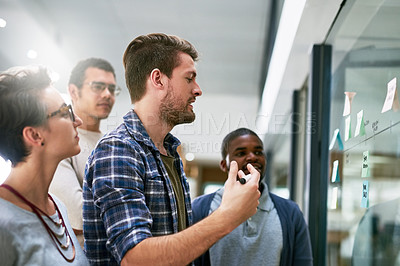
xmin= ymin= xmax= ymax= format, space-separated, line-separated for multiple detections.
xmin=83 ymin=109 xmax=193 ymax=265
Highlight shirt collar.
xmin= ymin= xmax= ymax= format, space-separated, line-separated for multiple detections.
xmin=215 ymin=180 xmax=274 ymax=212
xmin=258 ymin=181 xmax=274 ymax=212
xmin=123 ymin=109 xmax=181 ymax=154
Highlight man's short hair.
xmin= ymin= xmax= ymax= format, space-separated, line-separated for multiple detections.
xmin=123 ymin=33 xmax=198 ymax=103
xmin=69 ymin=57 xmax=116 ymax=88
xmin=0 ymin=65 xmax=52 ymax=166
xmin=221 ymin=128 xmax=263 ymax=160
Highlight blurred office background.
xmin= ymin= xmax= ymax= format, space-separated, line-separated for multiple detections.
xmin=1 ymin=0 xmax=400 ymax=265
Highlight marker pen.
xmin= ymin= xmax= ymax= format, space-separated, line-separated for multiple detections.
xmin=239 ymin=174 xmax=252 ymax=184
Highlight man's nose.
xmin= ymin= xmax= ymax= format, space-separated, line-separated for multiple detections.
xmin=246 ymin=152 xmax=257 ymax=161
xmin=101 ymin=87 xmax=113 ymax=98
xmin=74 ymin=115 xmax=83 ymax=127
xmin=193 ymin=82 xmax=202 ymax=97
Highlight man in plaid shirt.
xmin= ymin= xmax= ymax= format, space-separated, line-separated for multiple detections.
xmin=83 ymin=33 xmax=261 ymax=265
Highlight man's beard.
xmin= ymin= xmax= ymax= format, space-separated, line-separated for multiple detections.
xmin=159 ymin=89 xmax=195 ymax=127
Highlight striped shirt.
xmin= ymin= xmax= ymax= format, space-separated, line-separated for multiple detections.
xmin=83 ymin=109 xmax=193 ymax=265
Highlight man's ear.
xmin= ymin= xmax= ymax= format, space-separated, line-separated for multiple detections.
xmin=219 ymin=159 xmax=228 ymax=173
xmin=68 ymin=84 xmax=79 ymax=103
xmin=149 ymin=68 xmax=164 ymax=89
xmin=22 ymin=126 xmax=43 ymax=147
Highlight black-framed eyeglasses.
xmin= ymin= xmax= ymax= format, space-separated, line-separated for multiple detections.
xmin=47 ymin=104 xmax=75 ymax=122
xmin=86 ymin=81 xmax=121 ymax=96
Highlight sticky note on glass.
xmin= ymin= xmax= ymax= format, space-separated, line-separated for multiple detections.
xmin=361 ymin=180 xmax=369 ymax=208
xmin=381 ymin=77 xmax=400 ymax=113
xmin=354 ymin=110 xmax=365 ymax=137
xmin=331 ymin=160 xmax=340 ymax=183
xmin=330 ymin=187 xmax=338 ymax=209
xmin=361 ymin=151 xmax=370 ymax=177
xmin=329 ymin=128 xmax=344 ymax=150
xmin=343 ymin=92 xmax=356 ymax=116
xmin=345 ymin=116 xmax=351 ymax=141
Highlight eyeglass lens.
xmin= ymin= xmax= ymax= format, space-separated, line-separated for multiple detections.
xmin=47 ymin=104 xmax=75 ymax=122
xmin=67 ymin=105 xmax=76 ymax=122
xmin=90 ymin=82 xmax=120 ymax=95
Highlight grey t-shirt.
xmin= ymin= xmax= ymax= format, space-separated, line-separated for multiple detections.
xmin=0 ymin=195 xmax=89 ymax=265
xmin=209 ymin=182 xmax=283 ymax=266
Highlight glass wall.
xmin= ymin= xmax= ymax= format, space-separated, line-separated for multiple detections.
xmin=325 ymin=0 xmax=400 ymax=265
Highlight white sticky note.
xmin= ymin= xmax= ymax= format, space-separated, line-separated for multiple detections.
xmin=329 ymin=129 xmax=339 ymax=150
xmin=343 ymin=92 xmax=356 ymax=116
xmin=354 ymin=110 xmax=365 ymax=137
xmin=345 ymin=116 xmax=351 ymax=141
xmin=381 ymin=78 xmax=399 ymax=113
xmin=331 ymin=160 xmax=340 ymax=183
xmin=330 ymin=187 xmax=338 ymax=210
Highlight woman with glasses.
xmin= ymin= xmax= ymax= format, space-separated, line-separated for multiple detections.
xmin=0 ymin=65 xmax=89 ymax=265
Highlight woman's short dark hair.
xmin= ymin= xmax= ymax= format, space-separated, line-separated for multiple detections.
xmin=221 ymin=128 xmax=262 ymax=159
xmin=123 ymin=33 xmax=198 ymax=103
xmin=0 ymin=65 xmax=52 ymax=166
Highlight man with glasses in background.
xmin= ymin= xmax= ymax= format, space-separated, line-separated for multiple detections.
xmin=50 ymin=58 xmax=119 ymax=247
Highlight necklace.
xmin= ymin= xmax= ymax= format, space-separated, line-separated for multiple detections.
xmin=0 ymin=184 xmax=76 ymax=262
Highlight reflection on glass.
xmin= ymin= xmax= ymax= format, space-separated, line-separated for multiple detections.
xmin=326 ymin=0 xmax=400 ymax=265
xmin=353 ymin=198 xmax=400 ymax=265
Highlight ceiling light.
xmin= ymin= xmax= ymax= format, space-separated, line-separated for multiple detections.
xmin=26 ymin=49 xmax=38 ymax=59
xmin=256 ymin=0 xmax=306 ymax=135
xmin=0 ymin=18 xmax=6 ymax=28
xmin=185 ymin=153 xmax=195 ymax=162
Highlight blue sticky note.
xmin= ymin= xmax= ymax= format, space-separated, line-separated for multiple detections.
xmin=337 ymin=132 xmax=343 ymax=150
xmin=361 ymin=181 xmax=369 ymax=208
xmin=329 ymin=129 xmax=344 ymax=151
